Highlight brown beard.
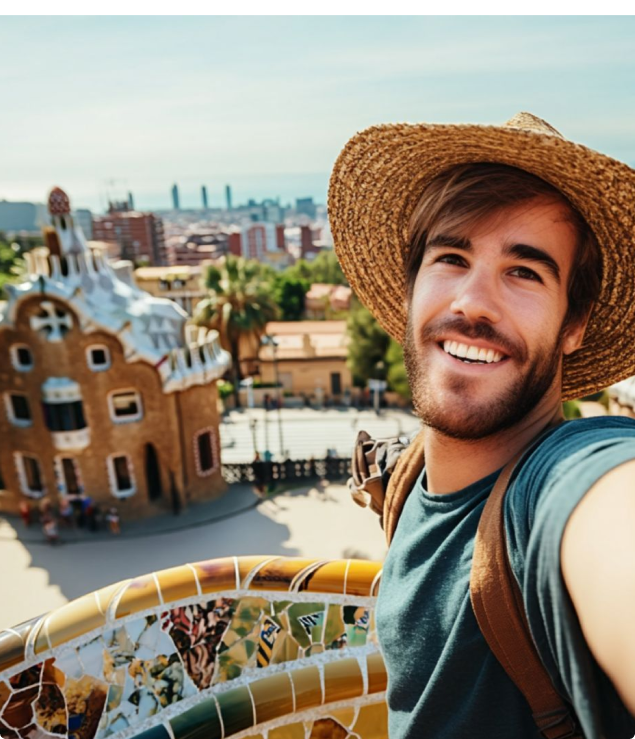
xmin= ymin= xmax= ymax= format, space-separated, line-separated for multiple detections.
xmin=402 ymin=311 xmax=563 ymax=441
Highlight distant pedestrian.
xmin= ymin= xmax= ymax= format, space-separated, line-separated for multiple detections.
xmin=252 ymin=452 xmax=266 ymax=497
xmin=19 ymin=500 xmax=32 ymax=527
xmin=43 ymin=516 xmax=59 ymax=545
xmin=59 ymin=496 xmax=74 ymax=527
xmin=106 ymin=507 xmax=121 ymax=535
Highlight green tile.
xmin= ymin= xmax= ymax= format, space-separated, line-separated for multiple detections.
xmin=132 ymin=723 xmax=172 ymax=739
xmin=216 ymin=686 xmax=255 ymax=736
xmin=170 ymin=697 xmax=222 ymax=739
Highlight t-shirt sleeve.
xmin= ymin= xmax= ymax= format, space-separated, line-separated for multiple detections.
xmin=505 ymin=417 xmax=635 ymax=739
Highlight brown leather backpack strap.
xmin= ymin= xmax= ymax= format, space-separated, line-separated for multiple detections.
xmin=384 ymin=430 xmax=426 ymax=545
xmin=470 ymin=452 xmax=581 ymax=739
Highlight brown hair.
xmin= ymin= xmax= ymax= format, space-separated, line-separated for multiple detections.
xmin=405 ymin=163 xmax=602 ymax=329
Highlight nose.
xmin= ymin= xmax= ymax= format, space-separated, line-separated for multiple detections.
xmin=449 ymin=268 xmax=502 ymax=324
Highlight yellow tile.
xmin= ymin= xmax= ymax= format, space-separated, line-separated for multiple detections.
xmin=323 ymin=659 xmax=364 ymax=703
xmin=0 ymin=621 xmax=34 ymax=671
xmin=250 ymin=672 xmax=294 ymax=724
xmin=326 ymin=707 xmax=356 ymax=729
xmin=269 ymin=722 xmax=305 ymax=739
xmin=156 ymin=565 xmax=199 ymax=604
xmin=96 ymin=581 xmax=129 ymax=615
xmin=114 ymin=575 xmax=160 ymax=619
xmin=289 ymin=665 xmax=322 ymax=711
xmin=237 ymin=556 xmax=279 ymax=588
xmin=297 ymin=561 xmax=348 ymax=594
xmin=344 ymin=561 xmax=382 ymax=597
xmin=40 ymin=595 xmax=107 ymax=652
xmin=250 ymin=559 xmax=319 ymax=592
xmin=370 ymin=571 xmax=382 ymax=598
xmin=193 ymin=557 xmax=238 ymax=594
xmin=366 ymin=653 xmax=387 ymax=695
xmin=350 ymin=702 xmax=388 ymax=739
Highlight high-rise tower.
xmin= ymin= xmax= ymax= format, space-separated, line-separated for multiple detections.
xmin=225 ymin=184 xmax=232 ymax=211
xmin=201 ymin=185 xmax=208 ymax=210
xmin=171 ymin=183 xmax=180 ymax=211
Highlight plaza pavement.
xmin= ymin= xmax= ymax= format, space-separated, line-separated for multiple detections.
xmin=0 ymin=481 xmax=388 ymax=631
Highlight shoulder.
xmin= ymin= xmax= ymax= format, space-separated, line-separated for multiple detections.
xmin=506 ymin=415 xmax=635 ymax=539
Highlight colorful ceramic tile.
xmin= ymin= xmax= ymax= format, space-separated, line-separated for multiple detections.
xmin=323 ymin=605 xmax=346 ymax=650
xmin=326 ymin=707 xmax=356 ymax=730
xmin=308 ymin=717 xmax=347 ymax=739
xmin=9 ymin=664 xmax=42 ymax=689
xmin=77 ymin=637 xmax=105 ymax=679
xmin=169 ymin=696 xmax=222 ymax=739
xmin=0 ymin=621 xmax=36 ymax=672
xmin=343 ymin=607 xmax=369 ymax=648
xmin=297 ymin=562 xmax=348 ymax=595
xmin=192 ymin=557 xmax=238 ymax=595
xmin=288 ymin=666 xmax=322 ymax=712
xmin=45 ymin=594 xmax=108 ymax=651
xmin=236 ymin=557 xmax=280 ymax=588
xmin=42 ymin=658 xmax=66 ymax=689
xmin=256 ymin=617 xmax=282 ymax=668
xmin=269 ymin=722 xmax=306 ymax=739
xmin=54 ymin=649 xmax=84 ymax=681
xmin=129 ymin=722 xmax=172 ymax=739
xmin=64 ymin=674 xmax=108 ymax=739
xmin=0 ymin=679 xmax=11 ymax=712
xmin=156 ymin=566 xmax=199 ymax=604
xmin=365 ymin=653 xmax=386 ymax=695
xmin=350 ymin=701 xmax=387 ymax=739
xmin=268 ymin=632 xmax=300 ymax=665
xmin=250 ymin=672 xmax=294 ymax=724
xmin=287 ymin=604 xmax=325 ymax=650
xmin=162 ymin=599 xmax=234 ymax=690
xmin=323 ymin=659 xmax=364 ymax=704
xmin=344 ymin=562 xmax=382 ymax=597
xmin=115 ymin=576 xmax=161 ymax=619
xmin=3 ymin=686 xmax=39 ymax=729
xmin=34 ymin=683 xmax=67 ymax=734
xmin=249 ymin=559 xmax=321 ymax=592
xmin=216 ymin=685 xmax=254 ymax=736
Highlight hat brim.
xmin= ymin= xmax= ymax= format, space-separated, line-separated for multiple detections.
xmin=328 ymin=121 xmax=635 ymax=402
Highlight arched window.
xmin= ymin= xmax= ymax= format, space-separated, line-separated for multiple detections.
xmin=194 ymin=428 xmax=218 ymax=476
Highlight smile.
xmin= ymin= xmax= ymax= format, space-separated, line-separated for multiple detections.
xmin=441 ymin=340 xmax=505 ymax=364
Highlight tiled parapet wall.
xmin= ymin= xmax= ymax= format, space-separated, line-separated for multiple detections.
xmin=0 ymin=557 xmax=387 ymax=739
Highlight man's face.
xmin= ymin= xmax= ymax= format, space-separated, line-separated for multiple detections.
xmin=404 ymin=197 xmax=586 ymax=439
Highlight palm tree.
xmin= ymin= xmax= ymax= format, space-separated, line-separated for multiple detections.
xmin=193 ymin=255 xmax=279 ymax=408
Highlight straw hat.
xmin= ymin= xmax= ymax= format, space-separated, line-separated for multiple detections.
xmin=328 ymin=112 xmax=635 ymax=401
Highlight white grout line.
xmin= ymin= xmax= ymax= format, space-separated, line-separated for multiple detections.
xmin=343 ymin=560 xmax=351 ymax=596
xmin=233 ymin=556 xmax=240 ymax=589
xmin=152 ymin=573 xmax=164 ymax=606
xmin=214 ymin=694 xmax=225 ymax=739
xmin=246 ymin=683 xmax=257 ymax=726
xmin=187 ymin=563 xmax=203 ymax=597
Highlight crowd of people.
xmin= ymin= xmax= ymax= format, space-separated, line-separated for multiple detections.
xmin=19 ymin=496 xmax=121 ymax=544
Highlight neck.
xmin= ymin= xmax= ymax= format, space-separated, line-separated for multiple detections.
xmin=422 ymin=396 xmax=564 ymax=494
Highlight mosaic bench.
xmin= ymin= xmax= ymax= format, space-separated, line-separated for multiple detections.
xmin=0 ymin=557 xmax=387 ymax=739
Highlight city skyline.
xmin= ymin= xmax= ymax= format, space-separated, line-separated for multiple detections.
xmin=3 ymin=16 xmax=635 ymax=210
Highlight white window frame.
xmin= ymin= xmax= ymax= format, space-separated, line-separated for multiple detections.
xmin=10 ymin=344 xmax=34 ymax=372
xmin=107 ymin=453 xmax=136 ymax=498
xmin=86 ymin=344 xmax=111 ymax=372
xmin=4 ymin=392 xmax=33 ymax=427
xmin=15 ymin=452 xmax=45 ymax=498
xmin=108 ymin=389 xmax=143 ymax=424
xmin=194 ymin=427 xmax=219 ymax=477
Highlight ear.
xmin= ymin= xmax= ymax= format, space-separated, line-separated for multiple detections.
xmin=563 ymin=308 xmax=592 ymax=356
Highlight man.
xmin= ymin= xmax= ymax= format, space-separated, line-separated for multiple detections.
xmin=328 ymin=113 xmax=635 ymax=738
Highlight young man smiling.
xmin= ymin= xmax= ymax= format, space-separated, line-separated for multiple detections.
xmin=328 ymin=114 xmax=635 ymax=738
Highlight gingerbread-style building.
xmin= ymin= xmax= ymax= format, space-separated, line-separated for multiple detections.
xmin=0 ymin=187 xmax=231 ymax=518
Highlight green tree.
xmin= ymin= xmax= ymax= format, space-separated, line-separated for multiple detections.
xmin=0 ymin=237 xmax=26 ymax=299
xmin=193 ymin=256 xmax=279 ymax=407
xmin=272 ymin=274 xmax=309 ymax=321
xmin=286 ymin=250 xmax=348 ymax=287
xmin=386 ymin=338 xmax=411 ymax=400
xmin=346 ymin=299 xmax=390 ymax=387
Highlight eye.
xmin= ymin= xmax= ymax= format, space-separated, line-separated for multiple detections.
xmin=436 ymin=253 xmax=467 ymax=267
xmin=509 ymin=266 xmax=543 ymax=283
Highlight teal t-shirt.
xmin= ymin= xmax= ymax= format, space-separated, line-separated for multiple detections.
xmin=376 ymin=417 xmax=635 ymax=739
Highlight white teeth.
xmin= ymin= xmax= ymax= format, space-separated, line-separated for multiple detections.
xmin=442 ymin=341 xmax=504 ymax=364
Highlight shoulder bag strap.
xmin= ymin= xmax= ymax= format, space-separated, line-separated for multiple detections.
xmin=383 ymin=429 xmax=426 ymax=545
xmin=470 ymin=438 xmax=581 ymax=739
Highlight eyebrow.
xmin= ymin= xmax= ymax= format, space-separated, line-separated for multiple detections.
xmin=425 ymin=234 xmax=561 ymax=284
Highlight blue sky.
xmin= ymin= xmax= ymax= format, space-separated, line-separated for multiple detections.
xmin=2 ymin=16 xmax=635 ymax=211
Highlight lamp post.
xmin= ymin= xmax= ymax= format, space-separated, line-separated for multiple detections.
xmin=261 ymin=334 xmax=285 ymax=459
xmin=249 ymin=418 xmax=258 ymax=456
